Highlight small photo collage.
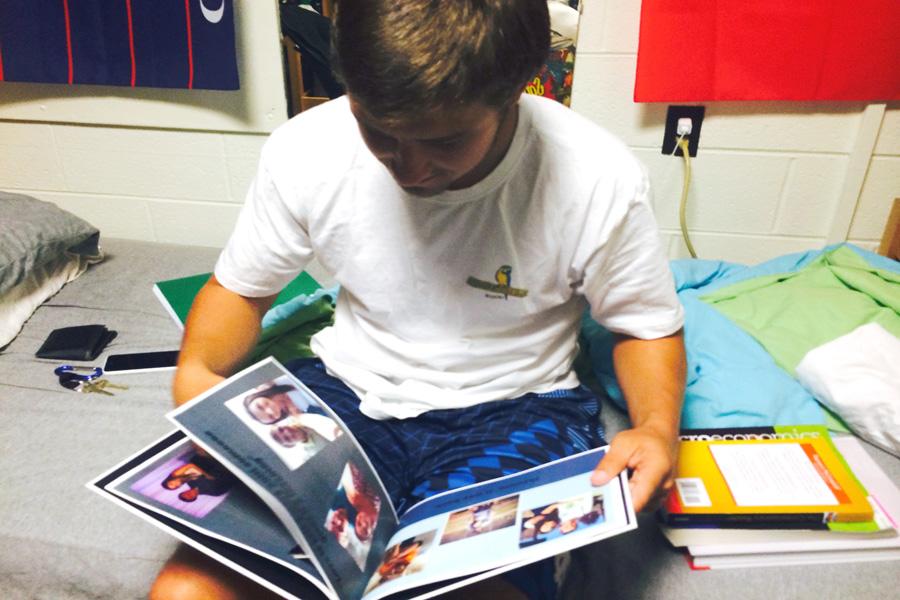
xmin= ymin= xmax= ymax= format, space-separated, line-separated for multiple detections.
xmin=362 ymin=490 xmax=606 ymax=593
xmin=225 ymin=376 xmax=343 ymax=470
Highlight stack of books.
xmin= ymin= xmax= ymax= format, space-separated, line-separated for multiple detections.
xmin=658 ymin=425 xmax=900 ymax=569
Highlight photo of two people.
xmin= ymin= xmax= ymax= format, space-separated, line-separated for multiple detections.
xmin=130 ymin=448 xmax=235 ymax=518
xmin=225 ymin=376 xmax=343 ymax=470
xmin=519 ymin=493 xmax=606 ymax=547
xmin=324 ymin=461 xmax=383 ymax=570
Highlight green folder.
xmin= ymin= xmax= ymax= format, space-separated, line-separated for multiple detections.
xmin=153 ymin=271 xmax=321 ymax=329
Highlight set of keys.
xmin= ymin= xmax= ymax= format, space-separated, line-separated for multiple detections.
xmin=74 ymin=378 xmax=129 ymax=395
xmin=54 ymin=365 xmax=129 ymax=396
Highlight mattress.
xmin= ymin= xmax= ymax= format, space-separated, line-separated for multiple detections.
xmin=1 ymin=238 xmax=897 ymax=600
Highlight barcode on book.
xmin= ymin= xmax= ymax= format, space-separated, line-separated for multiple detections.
xmin=676 ymin=478 xmax=712 ymax=508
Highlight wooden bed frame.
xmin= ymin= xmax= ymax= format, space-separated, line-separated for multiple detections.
xmin=880 ymin=198 xmax=900 ymax=261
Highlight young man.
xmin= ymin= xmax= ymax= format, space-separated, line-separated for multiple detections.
xmin=151 ymin=1 xmax=685 ymax=598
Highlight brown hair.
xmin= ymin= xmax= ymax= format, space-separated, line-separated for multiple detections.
xmin=332 ymin=0 xmax=550 ymax=122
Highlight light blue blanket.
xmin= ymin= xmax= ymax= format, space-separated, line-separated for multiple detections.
xmin=582 ymin=244 xmax=900 ymax=429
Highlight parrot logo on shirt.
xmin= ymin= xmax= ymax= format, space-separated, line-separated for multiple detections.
xmin=495 ymin=265 xmax=512 ymax=288
xmin=466 ymin=265 xmax=528 ymax=299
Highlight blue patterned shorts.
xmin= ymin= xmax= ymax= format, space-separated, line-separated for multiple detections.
xmin=286 ymin=357 xmax=607 ymax=599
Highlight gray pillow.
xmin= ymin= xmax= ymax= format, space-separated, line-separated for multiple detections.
xmin=0 ymin=192 xmax=104 ymax=348
xmin=0 ymin=191 xmax=101 ymax=296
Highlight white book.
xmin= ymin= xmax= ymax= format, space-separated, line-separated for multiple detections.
xmin=690 ymin=547 xmax=900 ymax=569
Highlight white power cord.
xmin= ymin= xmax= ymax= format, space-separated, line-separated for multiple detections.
xmin=672 ymin=118 xmax=698 ymax=258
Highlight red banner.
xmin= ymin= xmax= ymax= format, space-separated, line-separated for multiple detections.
xmin=635 ymin=0 xmax=900 ymax=102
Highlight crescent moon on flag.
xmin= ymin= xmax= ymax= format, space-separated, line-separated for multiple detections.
xmin=199 ymin=0 xmax=225 ymax=24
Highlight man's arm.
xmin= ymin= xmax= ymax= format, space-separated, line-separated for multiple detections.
xmin=590 ymin=330 xmax=686 ymax=512
xmin=172 ymin=275 xmax=278 ymax=406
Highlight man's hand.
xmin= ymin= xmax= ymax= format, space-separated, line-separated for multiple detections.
xmin=591 ymin=330 xmax=686 ymax=512
xmin=590 ymin=424 xmax=679 ymax=512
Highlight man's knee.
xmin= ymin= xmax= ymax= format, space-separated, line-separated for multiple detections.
xmin=150 ymin=546 xmax=275 ymax=600
xmin=149 ymin=562 xmax=210 ymax=600
xmin=149 ymin=558 xmax=230 ymax=600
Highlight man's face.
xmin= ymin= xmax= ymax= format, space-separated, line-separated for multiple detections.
xmin=538 ymin=519 xmax=559 ymax=534
xmin=348 ymin=96 xmax=515 ymax=197
xmin=327 ymin=508 xmax=348 ymax=535
xmin=271 ymin=422 xmax=310 ymax=447
xmin=355 ymin=510 xmax=376 ymax=541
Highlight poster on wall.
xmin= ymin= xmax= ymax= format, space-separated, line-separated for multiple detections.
xmin=524 ymin=0 xmax=580 ymax=107
xmin=634 ymin=0 xmax=900 ymax=102
xmin=0 ymin=0 xmax=239 ymax=90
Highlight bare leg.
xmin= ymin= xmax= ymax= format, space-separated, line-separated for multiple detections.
xmin=151 ymin=546 xmax=527 ymax=600
xmin=149 ymin=545 xmax=281 ymax=600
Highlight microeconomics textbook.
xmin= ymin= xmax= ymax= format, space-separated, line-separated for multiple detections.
xmin=660 ymin=426 xmax=873 ymax=529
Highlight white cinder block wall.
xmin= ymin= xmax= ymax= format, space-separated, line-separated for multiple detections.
xmin=0 ymin=0 xmax=282 ymax=249
xmin=572 ymin=0 xmax=899 ymax=262
xmin=0 ymin=0 xmax=897 ymax=264
xmin=0 ymin=122 xmax=260 ymax=247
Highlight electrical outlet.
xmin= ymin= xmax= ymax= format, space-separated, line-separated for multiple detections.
xmin=662 ymin=105 xmax=705 ymax=157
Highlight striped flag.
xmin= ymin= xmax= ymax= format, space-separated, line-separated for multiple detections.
xmin=0 ymin=0 xmax=239 ymax=90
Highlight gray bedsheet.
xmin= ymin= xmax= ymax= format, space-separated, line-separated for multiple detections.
xmin=1 ymin=238 xmax=897 ymax=600
xmin=0 ymin=239 xmax=223 ymax=599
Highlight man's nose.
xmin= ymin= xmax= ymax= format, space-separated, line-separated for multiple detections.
xmin=390 ymin=142 xmax=431 ymax=186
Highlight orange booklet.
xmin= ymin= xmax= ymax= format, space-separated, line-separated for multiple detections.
xmin=660 ymin=426 xmax=873 ymax=528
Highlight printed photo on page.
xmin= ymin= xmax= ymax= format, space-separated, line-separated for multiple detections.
xmin=168 ymin=359 xmax=397 ymax=600
xmin=356 ymin=448 xmax=636 ymax=600
xmin=103 ymin=435 xmax=327 ymax=585
xmin=225 ymin=375 xmax=344 ymax=471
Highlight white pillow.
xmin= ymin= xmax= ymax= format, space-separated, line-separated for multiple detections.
xmin=796 ymin=323 xmax=900 ymax=457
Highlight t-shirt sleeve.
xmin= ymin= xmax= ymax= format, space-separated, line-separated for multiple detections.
xmin=576 ymin=173 xmax=684 ymax=339
xmin=214 ymin=157 xmax=315 ymax=298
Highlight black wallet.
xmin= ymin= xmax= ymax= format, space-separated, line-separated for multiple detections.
xmin=35 ymin=324 xmax=118 ymax=361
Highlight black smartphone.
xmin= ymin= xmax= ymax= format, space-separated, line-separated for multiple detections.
xmin=104 ymin=350 xmax=180 ymax=374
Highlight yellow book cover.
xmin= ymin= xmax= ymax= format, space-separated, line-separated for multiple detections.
xmin=661 ymin=425 xmax=873 ymax=528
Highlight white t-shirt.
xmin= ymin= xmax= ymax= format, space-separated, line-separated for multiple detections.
xmin=216 ymin=95 xmax=683 ymax=419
